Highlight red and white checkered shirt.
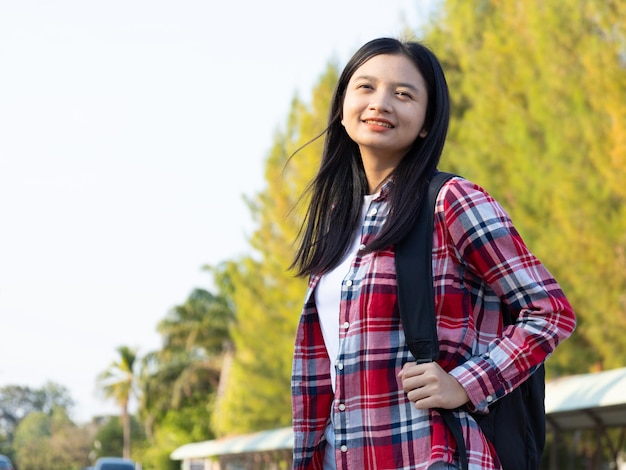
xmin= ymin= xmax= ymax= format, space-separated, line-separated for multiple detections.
xmin=291 ymin=177 xmax=576 ymax=470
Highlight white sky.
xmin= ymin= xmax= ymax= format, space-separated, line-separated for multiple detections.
xmin=0 ymin=0 xmax=439 ymax=423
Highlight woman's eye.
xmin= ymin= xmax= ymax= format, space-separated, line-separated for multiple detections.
xmin=396 ymin=91 xmax=413 ymax=99
xmin=357 ymin=83 xmax=373 ymax=90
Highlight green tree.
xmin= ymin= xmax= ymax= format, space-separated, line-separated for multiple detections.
xmin=0 ymin=382 xmax=74 ymax=452
xmin=13 ymin=411 xmax=52 ymax=470
xmin=137 ymin=424 xmax=184 ymax=470
xmin=137 ymin=287 xmax=233 ymax=469
xmin=97 ymin=345 xmax=139 ymax=459
xmin=92 ymin=415 xmax=145 ymax=462
xmin=424 ymin=0 xmax=626 ymax=373
xmin=212 ymin=65 xmax=338 ymax=435
xmin=155 ymin=287 xmax=231 ymax=406
xmin=13 ymin=408 xmax=91 ymax=470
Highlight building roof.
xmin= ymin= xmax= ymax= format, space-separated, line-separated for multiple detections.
xmin=544 ymin=366 xmax=626 ymax=431
xmin=170 ymin=426 xmax=293 ymax=460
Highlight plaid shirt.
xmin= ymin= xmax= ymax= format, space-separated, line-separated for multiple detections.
xmin=291 ymin=177 xmax=576 ymax=470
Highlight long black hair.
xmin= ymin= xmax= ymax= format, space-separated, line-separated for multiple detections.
xmin=291 ymin=37 xmax=450 ymax=277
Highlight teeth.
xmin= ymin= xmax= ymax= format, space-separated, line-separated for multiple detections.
xmin=364 ymin=120 xmax=393 ymax=128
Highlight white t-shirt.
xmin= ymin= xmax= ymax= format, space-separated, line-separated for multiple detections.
xmin=315 ymin=193 xmax=378 ymax=392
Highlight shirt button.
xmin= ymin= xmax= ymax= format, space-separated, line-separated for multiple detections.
xmin=340 ymin=445 xmax=348 ymax=453
xmin=358 ymin=244 xmax=366 ymax=251
xmin=486 ymin=395 xmax=494 ymax=403
xmin=336 ymin=362 xmax=344 ymax=370
xmin=370 ymin=208 xmax=378 ymax=216
xmin=343 ymin=321 xmax=350 ymax=329
xmin=338 ymin=403 xmax=346 ymax=411
xmin=345 ymin=280 xmax=353 ymax=287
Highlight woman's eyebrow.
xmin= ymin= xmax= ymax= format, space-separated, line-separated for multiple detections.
xmin=394 ymin=82 xmax=421 ymax=93
xmin=353 ymin=75 xmax=421 ymax=93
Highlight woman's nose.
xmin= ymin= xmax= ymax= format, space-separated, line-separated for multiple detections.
xmin=368 ymin=91 xmax=392 ymax=112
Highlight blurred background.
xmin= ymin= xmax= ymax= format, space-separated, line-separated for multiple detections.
xmin=1 ymin=0 xmax=625 ymax=469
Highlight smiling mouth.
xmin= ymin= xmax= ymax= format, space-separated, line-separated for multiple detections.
xmin=363 ymin=119 xmax=394 ymax=128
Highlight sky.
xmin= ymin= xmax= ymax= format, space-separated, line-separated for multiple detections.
xmin=0 ymin=0 xmax=439 ymax=423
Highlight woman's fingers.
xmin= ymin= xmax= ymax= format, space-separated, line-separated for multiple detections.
xmin=399 ymin=362 xmax=470 ymax=409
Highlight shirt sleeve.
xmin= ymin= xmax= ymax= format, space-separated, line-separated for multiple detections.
xmin=442 ymin=178 xmax=576 ymax=412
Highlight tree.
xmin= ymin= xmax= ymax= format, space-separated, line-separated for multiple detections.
xmin=137 ymin=287 xmax=234 ymax=468
xmin=424 ymin=0 xmax=626 ymax=373
xmin=13 ymin=408 xmax=92 ymax=470
xmin=13 ymin=411 xmax=53 ymax=470
xmin=97 ymin=346 xmax=139 ymax=459
xmin=92 ymin=415 xmax=145 ymax=462
xmin=0 ymin=382 xmax=74 ymax=451
xmin=155 ymin=287 xmax=232 ymax=404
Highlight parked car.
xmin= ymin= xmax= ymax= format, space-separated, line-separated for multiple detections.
xmin=94 ymin=457 xmax=136 ymax=470
xmin=0 ymin=455 xmax=14 ymax=470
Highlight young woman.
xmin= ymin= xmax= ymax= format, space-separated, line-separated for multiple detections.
xmin=290 ymin=37 xmax=576 ymax=470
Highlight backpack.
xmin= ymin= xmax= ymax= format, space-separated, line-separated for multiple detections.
xmin=395 ymin=171 xmax=545 ymax=470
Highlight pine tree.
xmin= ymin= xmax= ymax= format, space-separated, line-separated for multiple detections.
xmin=425 ymin=0 xmax=626 ymax=373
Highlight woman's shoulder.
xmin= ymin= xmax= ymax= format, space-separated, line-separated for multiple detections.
xmin=438 ymin=175 xmax=494 ymax=206
xmin=437 ymin=175 xmax=512 ymax=224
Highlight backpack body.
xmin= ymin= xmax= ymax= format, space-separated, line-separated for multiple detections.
xmin=474 ymin=364 xmax=545 ymax=470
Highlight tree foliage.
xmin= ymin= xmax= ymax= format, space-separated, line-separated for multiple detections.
xmin=13 ymin=408 xmax=91 ymax=470
xmin=424 ymin=0 xmax=626 ymax=374
xmin=137 ymin=287 xmax=233 ymax=468
xmin=92 ymin=415 xmax=146 ymax=462
xmin=0 ymin=382 xmax=74 ymax=453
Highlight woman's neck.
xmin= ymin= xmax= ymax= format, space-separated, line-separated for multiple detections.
xmin=367 ymin=171 xmax=393 ymax=194
xmin=361 ymin=150 xmax=402 ymax=194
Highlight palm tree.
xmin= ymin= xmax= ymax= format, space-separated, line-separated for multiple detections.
xmin=159 ymin=288 xmax=232 ymax=397
xmin=138 ymin=288 xmax=234 ymax=439
xmin=97 ymin=345 xmax=138 ymax=459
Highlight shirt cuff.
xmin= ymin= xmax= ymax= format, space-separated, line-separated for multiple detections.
xmin=449 ymin=356 xmax=505 ymax=413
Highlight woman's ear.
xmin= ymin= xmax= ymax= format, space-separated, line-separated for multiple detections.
xmin=419 ymin=129 xmax=428 ymax=138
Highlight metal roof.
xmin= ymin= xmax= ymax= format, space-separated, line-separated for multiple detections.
xmin=545 ymin=366 xmax=626 ymax=431
xmin=171 ymin=367 xmax=626 ymax=460
xmin=170 ymin=426 xmax=293 ymax=460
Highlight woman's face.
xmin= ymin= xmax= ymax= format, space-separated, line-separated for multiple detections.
xmin=341 ymin=53 xmax=428 ymax=167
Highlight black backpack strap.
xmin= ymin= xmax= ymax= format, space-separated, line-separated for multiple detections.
xmin=395 ymin=171 xmax=456 ymax=363
xmin=395 ymin=171 xmax=470 ymax=470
